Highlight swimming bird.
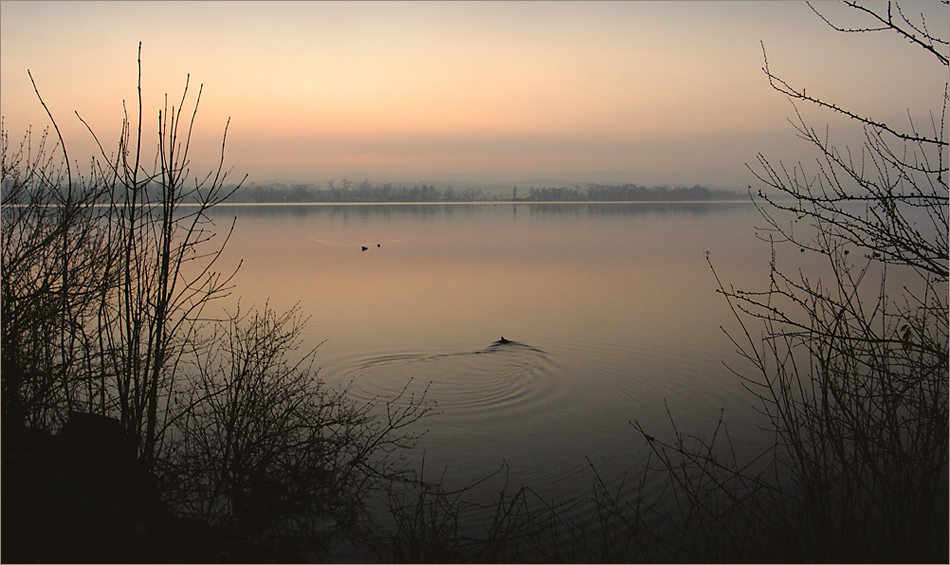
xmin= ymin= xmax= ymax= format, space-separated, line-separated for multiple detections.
xmin=498 ymin=336 xmax=510 ymax=344
xmin=361 ymin=246 xmax=368 ymax=251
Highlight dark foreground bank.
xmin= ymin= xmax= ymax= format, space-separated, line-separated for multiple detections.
xmin=2 ymin=427 xmax=299 ymax=564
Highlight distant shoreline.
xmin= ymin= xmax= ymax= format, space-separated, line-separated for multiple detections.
xmin=225 ymin=181 xmax=747 ymax=204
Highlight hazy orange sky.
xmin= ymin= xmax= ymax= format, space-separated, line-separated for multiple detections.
xmin=1 ymin=1 xmax=946 ymax=189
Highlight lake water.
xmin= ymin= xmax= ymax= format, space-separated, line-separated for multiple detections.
xmin=205 ymin=201 xmax=780 ymax=528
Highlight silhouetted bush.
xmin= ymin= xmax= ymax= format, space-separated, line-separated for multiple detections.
xmin=164 ymin=302 xmax=435 ymax=550
xmin=2 ymin=44 xmax=436 ymax=560
xmin=636 ymin=3 xmax=948 ymax=562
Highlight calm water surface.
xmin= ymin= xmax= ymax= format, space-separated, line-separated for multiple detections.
xmin=206 ymin=201 xmax=778 ymax=517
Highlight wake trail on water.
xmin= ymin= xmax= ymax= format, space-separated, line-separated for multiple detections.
xmin=338 ymin=338 xmax=558 ymax=417
xmin=352 ymin=340 xmax=547 ymax=373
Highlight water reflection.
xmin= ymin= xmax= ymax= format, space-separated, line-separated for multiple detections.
xmin=205 ymin=200 xmax=773 ymax=509
xmin=525 ymin=201 xmax=749 ymax=217
xmin=212 ymin=200 xmax=751 ymax=221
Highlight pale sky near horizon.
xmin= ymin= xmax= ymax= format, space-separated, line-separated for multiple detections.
xmin=1 ymin=1 xmax=947 ymax=189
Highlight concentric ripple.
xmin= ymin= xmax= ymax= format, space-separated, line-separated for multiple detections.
xmin=336 ymin=339 xmax=561 ymax=422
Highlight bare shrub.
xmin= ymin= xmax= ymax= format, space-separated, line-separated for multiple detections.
xmin=3 ymin=45 xmax=436 ymax=558
xmin=160 ymin=302 xmax=435 ymax=550
xmin=363 ymin=460 xmax=576 ymax=563
xmin=1 ymin=120 xmax=113 ymax=436
xmin=636 ymin=2 xmax=948 ymax=561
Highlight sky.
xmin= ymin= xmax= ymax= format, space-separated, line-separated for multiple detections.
xmin=1 ymin=1 xmax=947 ymax=190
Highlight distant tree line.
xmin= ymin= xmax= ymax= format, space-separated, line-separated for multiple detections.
xmin=229 ymin=179 xmax=490 ymax=203
xmin=526 ymin=183 xmax=739 ymax=202
xmin=227 ymin=179 xmax=741 ymax=203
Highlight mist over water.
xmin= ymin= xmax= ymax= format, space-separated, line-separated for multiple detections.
xmin=205 ymin=201 xmax=779 ymax=517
